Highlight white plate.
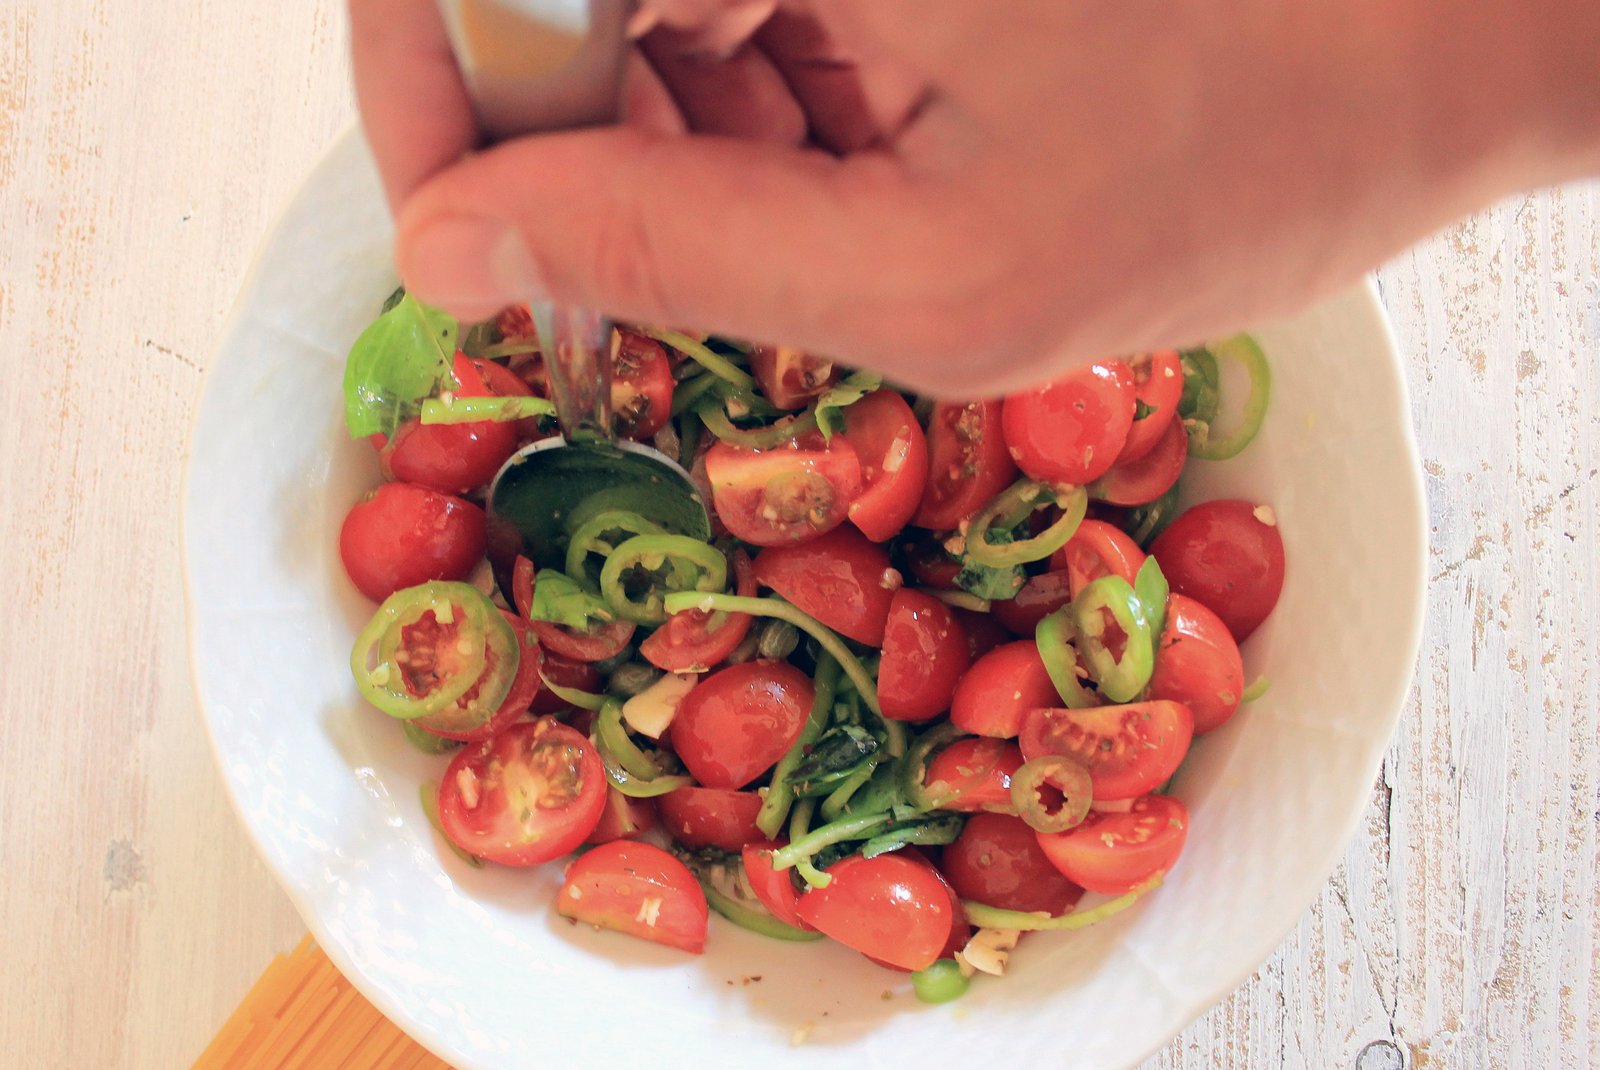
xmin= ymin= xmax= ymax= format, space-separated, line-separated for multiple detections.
xmin=184 ymin=129 xmax=1426 ymax=1070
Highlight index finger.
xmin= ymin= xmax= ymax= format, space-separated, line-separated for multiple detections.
xmin=349 ymin=0 xmax=480 ymax=210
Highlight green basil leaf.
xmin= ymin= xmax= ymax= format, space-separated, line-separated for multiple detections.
xmin=814 ymin=370 xmax=883 ymax=439
xmin=528 ymin=569 xmax=614 ymax=631
xmin=955 ymin=528 xmax=1026 ymax=600
xmin=342 ymin=294 xmax=460 ymax=439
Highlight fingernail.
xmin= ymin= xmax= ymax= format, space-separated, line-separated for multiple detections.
xmin=404 ymin=214 xmax=545 ymax=314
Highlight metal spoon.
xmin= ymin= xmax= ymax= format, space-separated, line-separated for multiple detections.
xmin=435 ymin=0 xmax=711 ymax=563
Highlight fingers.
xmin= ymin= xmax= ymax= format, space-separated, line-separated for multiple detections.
xmin=640 ymin=28 xmax=807 ymax=143
xmin=392 ymin=128 xmax=938 ymax=360
xmin=348 ymin=0 xmax=478 ymax=211
xmin=638 ymin=0 xmax=777 ymax=54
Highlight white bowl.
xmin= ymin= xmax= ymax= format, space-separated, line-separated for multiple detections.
xmin=184 ymin=130 xmax=1426 ymax=1070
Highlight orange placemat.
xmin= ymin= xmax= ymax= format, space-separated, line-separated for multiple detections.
xmin=192 ymin=936 xmax=452 ymax=1070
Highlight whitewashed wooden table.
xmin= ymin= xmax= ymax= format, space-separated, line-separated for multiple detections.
xmin=2 ymin=3 xmax=1595 ymax=1067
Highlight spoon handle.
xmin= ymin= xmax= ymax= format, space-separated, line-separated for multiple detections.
xmin=532 ymin=304 xmax=614 ymax=439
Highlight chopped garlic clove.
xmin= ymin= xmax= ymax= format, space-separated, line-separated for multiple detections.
xmin=622 ymin=671 xmax=699 ymax=739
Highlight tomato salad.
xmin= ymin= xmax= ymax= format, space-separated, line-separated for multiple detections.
xmin=339 ymin=293 xmax=1282 ymax=1000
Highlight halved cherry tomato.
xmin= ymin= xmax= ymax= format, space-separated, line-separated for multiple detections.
xmin=530 ymin=650 xmax=603 ymax=715
xmin=741 ymin=843 xmax=814 ymax=931
xmin=990 ymin=570 xmax=1075 ymax=637
xmin=924 ymin=738 xmax=1023 ymax=812
xmin=469 ymin=356 xmax=547 ymax=442
xmin=950 ymin=641 xmax=1059 ymax=738
xmin=1116 ymin=350 xmax=1184 ymax=464
xmin=418 ymin=611 xmax=543 ymax=742
xmin=903 ymin=536 xmax=962 ymax=590
xmin=705 ymin=435 xmax=863 ymax=546
xmin=1051 ymin=518 xmax=1147 ymax=598
xmin=658 ymin=787 xmax=765 ymax=851
xmin=750 ymin=345 xmax=837 ymax=409
xmin=1090 ymin=413 xmax=1187 ymax=507
xmin=436 ymin=718 xmax=606 ymax=866
xmin=1148 ymin=594 xmax=1246 ymax=734
xmin=557 ymin=840 xmax=709 ymax=953
xmin=509 ymin=561 xmax=637 ymax=663
xmin=754 ymin=527 xmax=896 ymax=646
xmin=1149 ymin=499 xmax=1285 ymax=641
xmin=381 ymin=353 xmax=521 ymax=494
xmin=880 ymin=590 xmax=971 ymax=722
xmin=838 ymin=390 xmax=930 ymax=541
xmin=494 ymin=303 xmax=536 ymax=340
xmin=339 ymin=482 xmax=486 ymax=602
xmin=1001 ymin=361 xmax=1135 ymax=484
xmin=612 ymin=330 xmax=675 ymax=439
xmin=1036 ymin=794 xmax=1189 ymax=895
xmin=669 ymin=660 xmax=814 ymax=789
xmin=1020 ymin=701 xmax=1194 ymax=801
xmin=913 ymin=400 xmax=1016 ymax=531
xmin=795 ymin=853 xmax=954 ymax=971
xmin=586 ymin=786 xmax=657 ymax=845
xmin=940 ymin=812 xmax=1085 ymax=915
xmin=953 ymin=608 xmax=1011 ymax=661
xmin=641 ymin=549 xmax=757 ymax=671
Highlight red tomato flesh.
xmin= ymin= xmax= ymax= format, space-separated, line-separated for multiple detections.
xmin=990 ymin=569 xmax=1075 ymax=637
xmin=641 ymin=549 xmax=757 ymax=671
xmin=381 ymin=353 xmax=521 ymax=495
xmin=1116 ymin=350 xmax=1184 ymax=464
xmin=1036 ymin=794 xmax=1189 ymax=895
xmin=1148 ymin=594 xmax=1246 ymax=734
xmin=1001 ymin=361 xmax=1135 ymax=484
xmin=838 ymin=390 xmax=930 ymax=541
xmin=940 ymin=812 xmax=1085 ymax=915
xmin=436 ymin=719 xmax=606 ymax=866
xmin=669 ymin=660 xmax=814 ymax=789
xmin=924 ymin=737 xmax=1024 ymax=812
xmin=611 ymin=330 xmax=675 ymax=439
xmin=795 ymin=853 xmax=955 ymax=971
xmin=750 ymin=345 xmax=837 ymax=410
xmin=913 ymin=400 xmax=1016 ymax=531
xmin=742 ymin=841 xmax=812 ymax=930
xmin=1149 ymin=499 xmax=1286 ymax=641
xmin=586 ymin=787 xmax=657 ymax=845
xmin=1052 ymin=519 xmax=1147 ymax=599
xmin=1090 ymin=412 xmax=1187 ymax=507
xmin=754 ymin=527 xmax=896 ymax=646
xmin=339 ymin=482 xmax=486 ymax=603
xmin=950 ymin=640 xmax=1060 ymax=738
xmin=416 ymin=611 xmax=542 ymax=742
xmin=658 ymin=787 xmax=766 ymax=851
xmin=557 ymin=840 xmax=709 ymax=953
xmin=1020 ymin=701 xmax=1194 ymax=801
xmin=705 ymin=436 xmax=863 ymax=546
xmin=879 ymin=589 xmax=971 ymax=721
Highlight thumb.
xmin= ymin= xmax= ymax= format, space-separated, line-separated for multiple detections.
xmin=393 ymin=127 xmax=944 ymax=361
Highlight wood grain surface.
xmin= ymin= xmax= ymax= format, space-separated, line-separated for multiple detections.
xmin=1 ymin=3 xmax=1594 ymax=1067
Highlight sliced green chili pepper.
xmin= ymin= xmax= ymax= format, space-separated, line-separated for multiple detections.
xmin=419 ymin=781 xmax=482 ymax=868
xmin=600 ymin=534 xmax=728 ymax=624
xmin=1072 ymin=575 xmax=1156 ymax=703
xmin=768 ymin=811 xmax=891 ymax=872
xmin=600 ymin=759 xmax=693 ymax=798
xmin=756 ymin=655 xmax=840 ymax=839
xmin=961 ymin=875 xmax=1163 ymax=930
xmin=1035 ymin=608 xmax=1097 ymax=709
xmin=859 ymin=813 xmax=965 ymax=859
xmin=696 ymin=398 xmax=818 ymax=450
xmin=965 ymin=479 xmax=1089 ymax=568
xmin=1184 ymin=333 xmax=1271 ymax=460
xmin=401 ymin=721 xmax=459 ymax=756
xmin=699 ymin=879 xmax=823 ymax=942
xmin=637 ymin=327 xmax=756 ymax=389
xmin=928 ymin=590 xmax=992 ymax=613
xmin=419 ymin=394 xmax=554 ymax=425
xmin=1178 ymin=347 xmax=1220 ymax=425
xmin=787 ymin=797 xmax=832 ymax=889
xmin=538 ymin=673 xmax=607 ymax=711
xmin=670 ymin=370 xmax=724 ymax=416
xmin=351 ymin=582 xmax=498 ymax=720
xmin=661 ymin=592 xmax=882 ymax=719
xmin=1242 ymin=675 xmax=1271 ymax=702
xmin=911 ymin=959 xmax=971 ymax=1004
xmin=818 ymin=758 xmax=880 ymax=821
xmin=901 ymin=722 xmax=970 ymax=812
xmin=1122 ymin=480 xmax=1181 ymax=547
xmin=563 ymin=509 xmax=666 ymax=583
xmin=1133 ymin=556 xmax=1170 ymax=650
xmin=1009 ymin=755 xmax=1094 ymax=834
xmin=592 ymin=698 xmax=662 ymax=780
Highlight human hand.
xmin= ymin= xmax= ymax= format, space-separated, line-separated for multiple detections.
xmin=351 ymin=0 xmax=1599 ymax=396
